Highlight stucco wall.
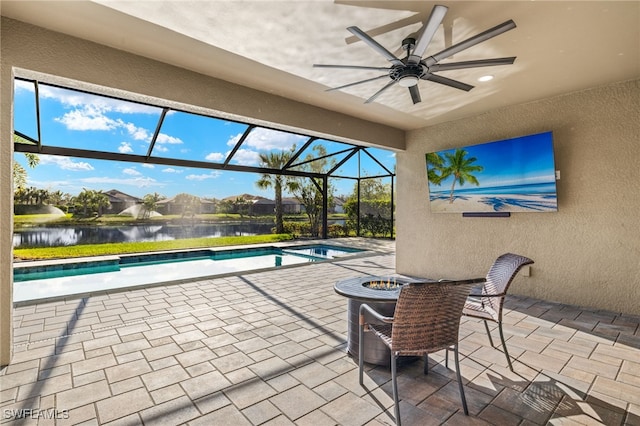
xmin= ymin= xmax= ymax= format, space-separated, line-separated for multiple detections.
xmin=397 ymin=79 xmax=640 ymax=315
xmin=0 ymin=69 xmax=12 ymax=367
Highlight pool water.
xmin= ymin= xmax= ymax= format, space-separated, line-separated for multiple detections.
xmin=13 ymin=244 xmax=364 ymax=303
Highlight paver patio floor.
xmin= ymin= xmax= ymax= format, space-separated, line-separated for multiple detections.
xmin=2 ymin=239 xmax=639 ymax=425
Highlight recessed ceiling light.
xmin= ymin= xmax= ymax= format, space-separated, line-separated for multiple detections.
xmin=478 ymin=75 xmax=494 ymax=82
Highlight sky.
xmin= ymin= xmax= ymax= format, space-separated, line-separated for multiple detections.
xmin=426 ymin=131 xmax=557 ymax=190
xmin=13 ymin=80 xmax=396 ymax=200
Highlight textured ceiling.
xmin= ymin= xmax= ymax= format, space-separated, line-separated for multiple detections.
xmin=2 ymin=0 xmax=639 ymax=131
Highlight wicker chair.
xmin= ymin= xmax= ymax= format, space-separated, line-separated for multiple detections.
xmin=462 ymin=253 xmax=534 ymax=371
xmin=358 ymin=278 xmax=485 ymax=425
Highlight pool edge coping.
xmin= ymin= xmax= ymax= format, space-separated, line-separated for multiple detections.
xmin=12 ymin=238 xmax=393 ymax=306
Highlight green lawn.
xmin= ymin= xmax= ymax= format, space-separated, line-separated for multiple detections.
xmin=14 ymin=234 xmax=294 ymax=261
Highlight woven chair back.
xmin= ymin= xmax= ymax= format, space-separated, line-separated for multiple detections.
xmin=390 ymin=280 xmax=480 ymax=355
xmin=481 ymin=253 xmax=535 ymax=319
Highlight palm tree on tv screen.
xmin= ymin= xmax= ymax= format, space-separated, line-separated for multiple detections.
xmin=426 ymin=152 xmax=445 ymax=185
xmin=440 ymin=149 xmax=483 ymax=203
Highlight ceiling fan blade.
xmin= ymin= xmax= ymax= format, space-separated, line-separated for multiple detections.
xmin=409 ymin=85 xmax=422 ymax=104
xmin=313 ymin=64 xmax=391 ymax=71
xmin=423 ymin=73 xmax=474 ymax=91
xmin=327 ymin=74 xmax=389 ymax=92
xmin=347 ymin=26 xmax=404 ymax=66
xmin=428 ymin=57 xmax=516 ymax=72
xmin=408 ymin=5 xmax=448 ymax=64
xmin=345 ymin=14 xmax=424 ymax=45
xmin=424 ymin=20 xmax=517 ymax=67
xmin=365 ymin=80 xmax=397 ymax=104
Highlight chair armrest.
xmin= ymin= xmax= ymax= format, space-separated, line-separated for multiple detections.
xmin=439 ymin=277 xmax=485 ymax=283
xmin=359 ymin=303 xmax=394 ymax=323
xmin=468 ymin=292 xmax=507 ymax=297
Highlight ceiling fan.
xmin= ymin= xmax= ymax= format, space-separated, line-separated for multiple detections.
xmin=314 ymin=5 xmax=517 ymax=104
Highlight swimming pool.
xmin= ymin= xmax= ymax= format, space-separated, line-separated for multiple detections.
xmin=13 ymin=244 xmax=365 ymax=304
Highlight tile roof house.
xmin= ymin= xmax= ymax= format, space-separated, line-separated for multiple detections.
xmin=104 ymin=189 xmax=141 ymax=214
xmin=156 ymin=194 xmax=216 ymax=216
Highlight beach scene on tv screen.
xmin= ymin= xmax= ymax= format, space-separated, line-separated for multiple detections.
xmin=426 ymin=132 xmax=558 ymax=213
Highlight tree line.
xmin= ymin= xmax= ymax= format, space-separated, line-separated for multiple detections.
xmin=13 ymin=142 xmax=395 ymax=236
xmin=256 ymin=145 xmax=394 ymax=238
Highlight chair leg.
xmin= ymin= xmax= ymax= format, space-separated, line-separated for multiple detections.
xmin=358 ymin=321 xmax=365 ymax=386
xmin=423 ymin=354 xmax=429 ymax=375
xmin=454 ymin=344 xmax=469 ymax=416
xmin=445 ymin=348 xmax=449 ymax=369
xmin=391 ymin=353 xmax=401 ymax=426
xmin=497 ymin=321 xmax=514 ymax=371
xmin=483 ymin=320 xmax=495 ymax=347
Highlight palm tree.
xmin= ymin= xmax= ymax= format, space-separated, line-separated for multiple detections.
xmin=73 ymin=189 xmax=111 ymax=217
xmin=255 ymin=149 xmax=297 ymax=234
xmin=426 ymin=152 xmax=446 ymax=185
xmin=142 ymin=192 xmax=164 ymax=218
xmin=233 ymin=196 xmax=250 ymax=217
xmin=35 ymin=188 xmax=49 ymax=205
xmin=288 ymin=145 xmax=336 ymax=237
xmin=174 ymin=193 xmax=199 ymax=218
xmin=12 ymin=147 xmax=40 ymax=192
xmin=440 ymin=149 xmax=484 ymax=203
xmin=25 ymin=186 xmax=38 ymax=204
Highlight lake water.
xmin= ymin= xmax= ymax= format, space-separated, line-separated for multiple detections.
xmin=13 ymin=222 xmax=276 ymax=248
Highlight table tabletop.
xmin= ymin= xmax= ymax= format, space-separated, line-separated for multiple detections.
xmin=334 ymin=275 xmax=434 ymax=302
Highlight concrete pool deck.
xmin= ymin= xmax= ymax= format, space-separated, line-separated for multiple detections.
xmin=2 ymin=238 xmax=639 ymax=425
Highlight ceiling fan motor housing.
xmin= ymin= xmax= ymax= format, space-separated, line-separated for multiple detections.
xmin=390 ymin=63 xmax=424 ymax=87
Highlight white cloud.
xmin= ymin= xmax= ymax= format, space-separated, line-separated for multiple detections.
xmin=55 ymin=105 xmax=118 ymax=131
xmin=33 ymin=85 xmax=182 ymax=150
xmin=54 ymin=105 xmax=159 ymax=145
xmin=14 ymin=80 xmax=35 ymax=93
xmin=185 ymin=171 xmax=222 ymax=181
xmin=37 ymin=85 xmax=160 ymax=114
xmin=162 ymin=168 xmax=183 ymax=173
xmin=227 ymin=133 xmax=242 ymax=147
xmin=120 ymin=121 xmax=151 ymax=141
xmin=156 ymin=133 xmax=182 ymax=145
xmin=38 ymin=155 xmax=94 ymax=171
xmin=141 ymin=163 xmax=155 ymax=169
xmin=154 ymin=145 xmax=169 ymax=153
xmin=28 ymin=179 xmax=73 ymax=189
xmin=242 ymin=127 xmax=307 ymax=151
xmin=80 ymin=176 xmax=162 ymax=189
xmin=205 ymin=152 xmax=225 ymax=162
xmin=122 ymin=168 xmax=142 ymax=176
xmin=118 ymin=142 xmax=133 ymax=153
xmin=227 ymin=148 xmax=261 ymax=166
xmin=51 ymin=103 xmax=159 ymax=153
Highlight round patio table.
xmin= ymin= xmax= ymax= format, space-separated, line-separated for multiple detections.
xmin=334 ymin=275 xmax=431 ymax=366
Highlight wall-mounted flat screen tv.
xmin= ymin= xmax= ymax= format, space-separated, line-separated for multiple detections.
xmin=426 ymin=131 xmax=558 ymax=213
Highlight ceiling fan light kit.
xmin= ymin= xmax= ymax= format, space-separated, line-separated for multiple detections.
xmin=313 ymin=4 xmax=517 ymax=105
xmin=398 ymin=75 xmax=420 ymax=88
